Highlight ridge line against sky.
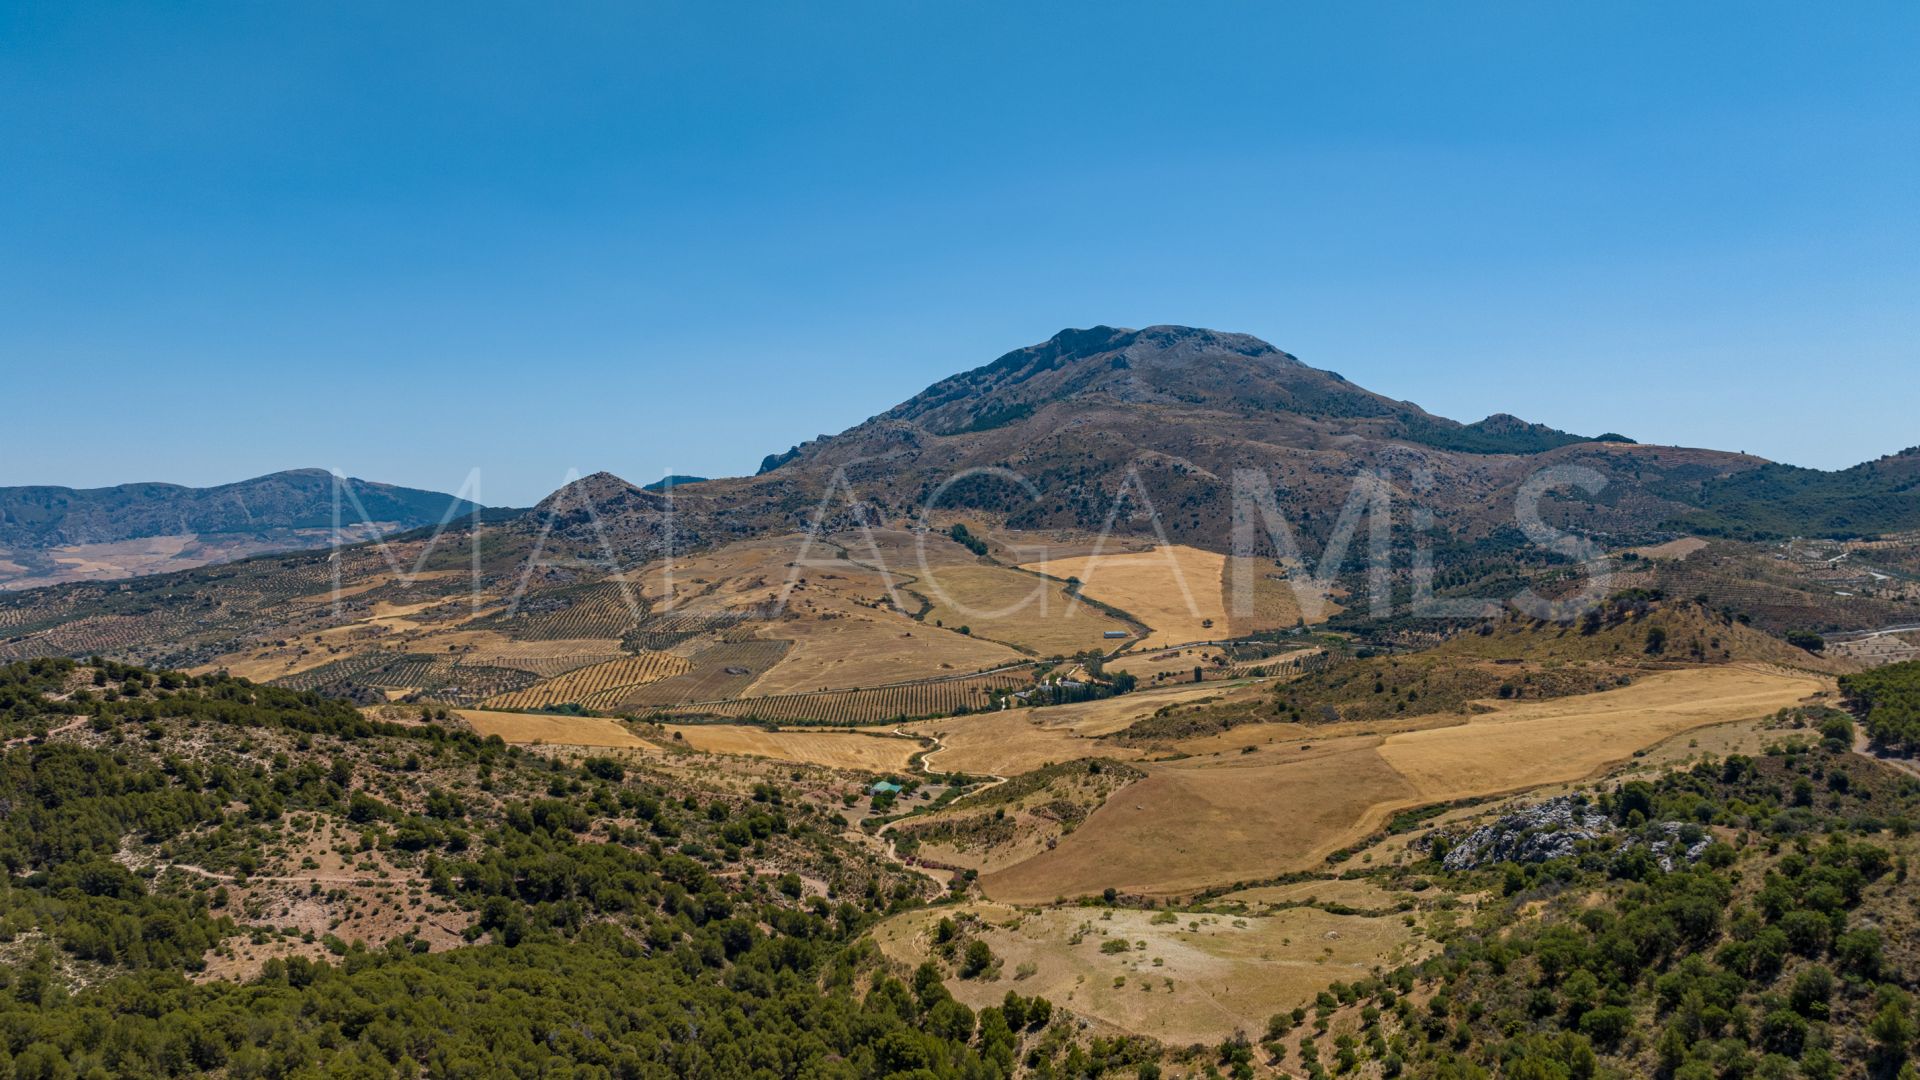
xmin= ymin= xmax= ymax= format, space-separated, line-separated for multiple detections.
xmin=1 ymin=2 xmax=1915 ymax=505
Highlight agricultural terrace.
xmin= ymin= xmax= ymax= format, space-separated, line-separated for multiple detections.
xmin=742 ymin=612 xmax=1020 ymax=696
xmin=668 ymin=668 xmax=1040 ymax=725
xmin=979 ymin=666 xmax=1822 ymax=902
xmin=482 ymin=652 xmax=693 ymax=710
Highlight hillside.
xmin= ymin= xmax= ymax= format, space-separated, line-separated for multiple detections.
xmin=686 ymin=326 xmax=1776 ymax=560
xmin=0 ymin=657 xmax=1111 ymax=1076
xmin=0 ymin=469 xmax=484 ymax=589
xmin=1116 ymin=597 xmax=1846 ymax=744
xmin=1666 ymin=446 xmax=1920 ymax=539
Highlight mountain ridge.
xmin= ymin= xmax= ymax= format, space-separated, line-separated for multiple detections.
xmin=0 ymin=468 xmax=483 ymax=548
xmin=717 ymin=324 xmax=1755 ymax=549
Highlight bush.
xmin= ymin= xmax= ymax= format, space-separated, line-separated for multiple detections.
xmin=961 ymin=939 xmax=994 ymax=978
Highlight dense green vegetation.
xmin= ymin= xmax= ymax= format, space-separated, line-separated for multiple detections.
xmin=1843 ymin=660 xmax=1920 ymax=754
xmin=1264 ymin=732 xmax=1920 ymax=1080
xmin=1392 ymin=416 xmax=1600 ymax=456
xmin=1667 ymin=449 xmax=1920 ymax=540
xmin=0 ymin=658 xmax=1104 ymax=1078
xmin=949 ymin=523 xmax=990 ymax=557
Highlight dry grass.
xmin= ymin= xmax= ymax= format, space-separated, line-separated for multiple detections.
xmin=1019 ymin=545 xmax=1319 ymax=649
xmin=1626 ymin=537 xmax=1709 ymax=561
xmin=1021 ymin=546 xmax=1228 ymax=648
xmin=913 ymin=563 xmax=1129 ymax=656
xmin=976 ymin=666 xmax=1822 ymax=902
xmin=1105 ymin=645 xmax=1228 ymax=680
xmin=746 ymin=611 xmax=1019 ymax=696
xmin=453 ymin=708 xmax=917 ymax=771
xmin=661 ymin=669 xmax=1038 ymax=725
xmin=1217 ymin=877 xmax=1411 ymax=912
xmin=899 ymin=682 xmax=1258 ymax=776
xmin=657 ymin=724 xmax=918 ymax=772
xmin=982 ymin=737 xmax=1418 ymax=902
xmin=873 ymin=902 xmax=1432 ymax=1046
xmin=452 ymin=709 xmax=651 ymax=748
xmin=1374 ymin=665 xmax=1824 ymax=800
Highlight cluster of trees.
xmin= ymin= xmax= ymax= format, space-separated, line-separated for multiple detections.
xmin=0 ymin=659 xmax=1134 ymax=1077
xmin=1842 ymin=660 xmax=1920 ymax=753
xmin=947 ymin=522 xmax=990 ymax=556
xmin=1672 ymin=450 xmax=1920 ymax=540
xmin=1264 ymin=738 xmax=1919 ymax=1080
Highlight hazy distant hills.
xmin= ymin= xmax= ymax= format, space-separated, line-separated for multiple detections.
xmin=0 ymin=469 xmax=482 ymax=589
xmin=0 ymin=468 xmax=481 ymax=547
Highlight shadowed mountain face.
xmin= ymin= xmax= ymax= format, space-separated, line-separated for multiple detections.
xmin=710 ymin=325 xmax=1764 ymax=550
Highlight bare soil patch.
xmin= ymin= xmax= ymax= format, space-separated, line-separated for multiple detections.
xmin=874 ymin=901 xmax=1432 ymax=1046
xmin=453 ymin=709 xmax=650 ymax=748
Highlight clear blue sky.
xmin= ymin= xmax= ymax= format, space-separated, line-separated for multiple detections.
xmin=3 ymin=2 xmax=1915 ymax=506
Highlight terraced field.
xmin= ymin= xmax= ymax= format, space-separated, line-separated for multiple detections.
xmin=461 ymin=650 xmax=628 ymax=679
xmin=623 ymin=609 xmax=750 ymax=651
xmin=270 ymin=651 xmax=397 ymax=692
xmin=666 ymin=667 xmax=1039 ymax=725
xmin=482 ymin=653 xmax=694 ymax=710
xmin=617 ymin=640 xmax=793 ymax=709
xmin=483 ymin=580 xmax=647 ymax=641
xmin=271 ymin=651 xmax=542 ymax=704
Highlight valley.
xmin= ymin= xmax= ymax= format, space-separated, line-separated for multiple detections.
xmin=3 ymin=326 xmax=1918 ymax=1078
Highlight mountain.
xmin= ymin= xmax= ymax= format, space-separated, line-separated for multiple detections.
xmin=716 ymin=325 xmax=1764 ymax=550
xmin=642 ymin=474 xmax=709 ymax=492
xmin=1666 ymin=446 xmax=1920 ymax=539
xmin=0 ymin=469 xmax=483 ymax=588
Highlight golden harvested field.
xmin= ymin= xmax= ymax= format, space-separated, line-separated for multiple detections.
xmin=1021 ymin=545 xmax=1227 ymax=648
xmin=481 ymin=653 xmax=693 ymax=710
xmin=912 ymin=563 xmax=1131 ymax=656
xmin=1019 ymin=545 xmax=1319 ymax=649
xmin=899 ymin=682 xmax=1260 ymax=776
xmin=977 ymin=666 xmax=1821 ymax=902
xmin=670 ymin=669 xmax=1038 ymax=725
xmin=1105 ymin=645 xmax=1227 ymax=680
xmin=449 ymin=708 xmax=914 ymax=771
xmin=659 ymin=724 xmax=918 ymax=772
xmin=745 ymin=611 xmax=1019 ymax=696
xmin=1374 ymin=665 xmax=1824 ymax=800
xmin=1625 ymin=536 xmax=1709 ymax=561
xmin=983 ymin=736 xmax=1417 ymax=902
xmin=453 ymin=709 xmax=650 ymax=748
xmin=205 ymin=644 xmax=368 ymax=683
xmin=873 ymin=902 xmax=1432 ymax=1047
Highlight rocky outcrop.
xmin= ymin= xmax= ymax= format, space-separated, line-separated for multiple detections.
xmin=1438 ymin=796 xmax=1715 ymax=873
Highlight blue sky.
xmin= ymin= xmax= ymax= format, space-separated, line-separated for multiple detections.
xmin=2 ymin=2 xmax=1915 ymax=506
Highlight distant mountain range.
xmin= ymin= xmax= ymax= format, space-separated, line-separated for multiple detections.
xmin=5 ymin=326 xmax=1914 ymax=591
xmin=0 ymin=469 xmax=482 ymax=589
